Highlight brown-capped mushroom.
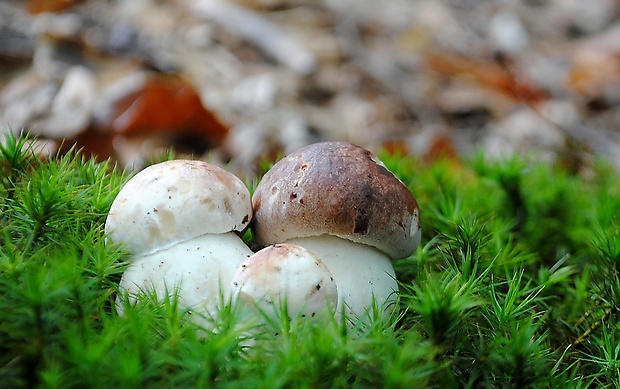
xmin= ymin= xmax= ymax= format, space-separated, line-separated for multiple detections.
xmin=251 ymin=141 xmax=421 ymax=320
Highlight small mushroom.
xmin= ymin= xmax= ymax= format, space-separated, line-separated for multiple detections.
xmin=105 ymin=160 xmax=253 ymax=322
xmin=231 ymin=243 xmax=338 ymax=322
xmin=251 ymin=142 xmax=421 ymax=320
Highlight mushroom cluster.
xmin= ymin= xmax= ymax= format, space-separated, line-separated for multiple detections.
xmin=106 ymin=142 xmax=421 ymax=328
xmin=251 ymin=142 xmax=421 ymax=320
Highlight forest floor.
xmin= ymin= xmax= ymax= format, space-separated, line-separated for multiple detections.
xmin=2 ymin=0 xmax=620 ymax=178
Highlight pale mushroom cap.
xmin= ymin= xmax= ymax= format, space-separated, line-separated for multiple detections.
xmin=105 ymin=160 xmax=252 ymax=256
xmin=231 ymin=243 xmax=338 ymax=319
xmin=252 ymin=142 xmax=421 ymax=259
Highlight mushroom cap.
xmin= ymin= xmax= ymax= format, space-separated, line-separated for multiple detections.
xmin=105 ymin=160 xmax=252 ymax=256
xmin=231 ymin=243 xmax=338 ymax=319
xmin=252 ymin=142 xmax=421 ymax=259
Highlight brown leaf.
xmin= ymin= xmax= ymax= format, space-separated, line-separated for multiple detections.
xmin=26 ymin=0 xmax=83 ymax=14
xmin=568 ymin=50 xmax=620 ymax=98
xmin=425 ymin=52 xmax=549 ymax=104
xmin=101 ymin=74 xmax=229 ymax=148
xmin=61 ymin=125 xmax=115 ymax=163
xmin=381 ymin=139 xmax=410 ymax=156
xmin=422 ymin=133 xmax=460 ymax=164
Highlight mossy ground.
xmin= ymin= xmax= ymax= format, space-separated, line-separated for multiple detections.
xmin=1 ymin=133 xmax=619 ymax=388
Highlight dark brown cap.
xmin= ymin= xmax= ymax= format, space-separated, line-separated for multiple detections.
xmin=252 ymin=142 xmax=421 ymax=259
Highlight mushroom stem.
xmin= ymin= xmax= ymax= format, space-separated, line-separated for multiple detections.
xmin=117 ymin=231 xmax=252 ymax=323
xmin=284 ymin=235 xmax=398 ymax=321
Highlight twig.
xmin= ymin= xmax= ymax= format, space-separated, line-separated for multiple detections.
xmin=186 ymin=0 xmax=316 ymax=74
xmin=552 ymin=305 xmax=620 ymax=372
xmin=495 ymin=54 xmax=590 ymax=173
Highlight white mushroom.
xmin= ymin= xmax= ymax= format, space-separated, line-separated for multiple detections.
xmin=105 ymin=160 xmax=253 ymax=322
xmin=251 ymin=142 xmax=421 ymax=321
xmin=231 ymin=243 xmax=338 ymax=322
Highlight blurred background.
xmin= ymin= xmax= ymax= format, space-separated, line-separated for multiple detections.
xmin=2 ymin=0 xmax=620 ymax=178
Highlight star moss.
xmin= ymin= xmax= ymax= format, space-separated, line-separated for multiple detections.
xmin=1 ymin=133 xmax=619 ymax=387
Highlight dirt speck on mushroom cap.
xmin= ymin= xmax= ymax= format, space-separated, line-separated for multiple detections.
xmin=252 ymin=142 xmax=421 ymax=259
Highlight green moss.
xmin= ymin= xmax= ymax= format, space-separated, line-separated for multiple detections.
xmin=1 ymin=133 xmax=620 ymax=387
